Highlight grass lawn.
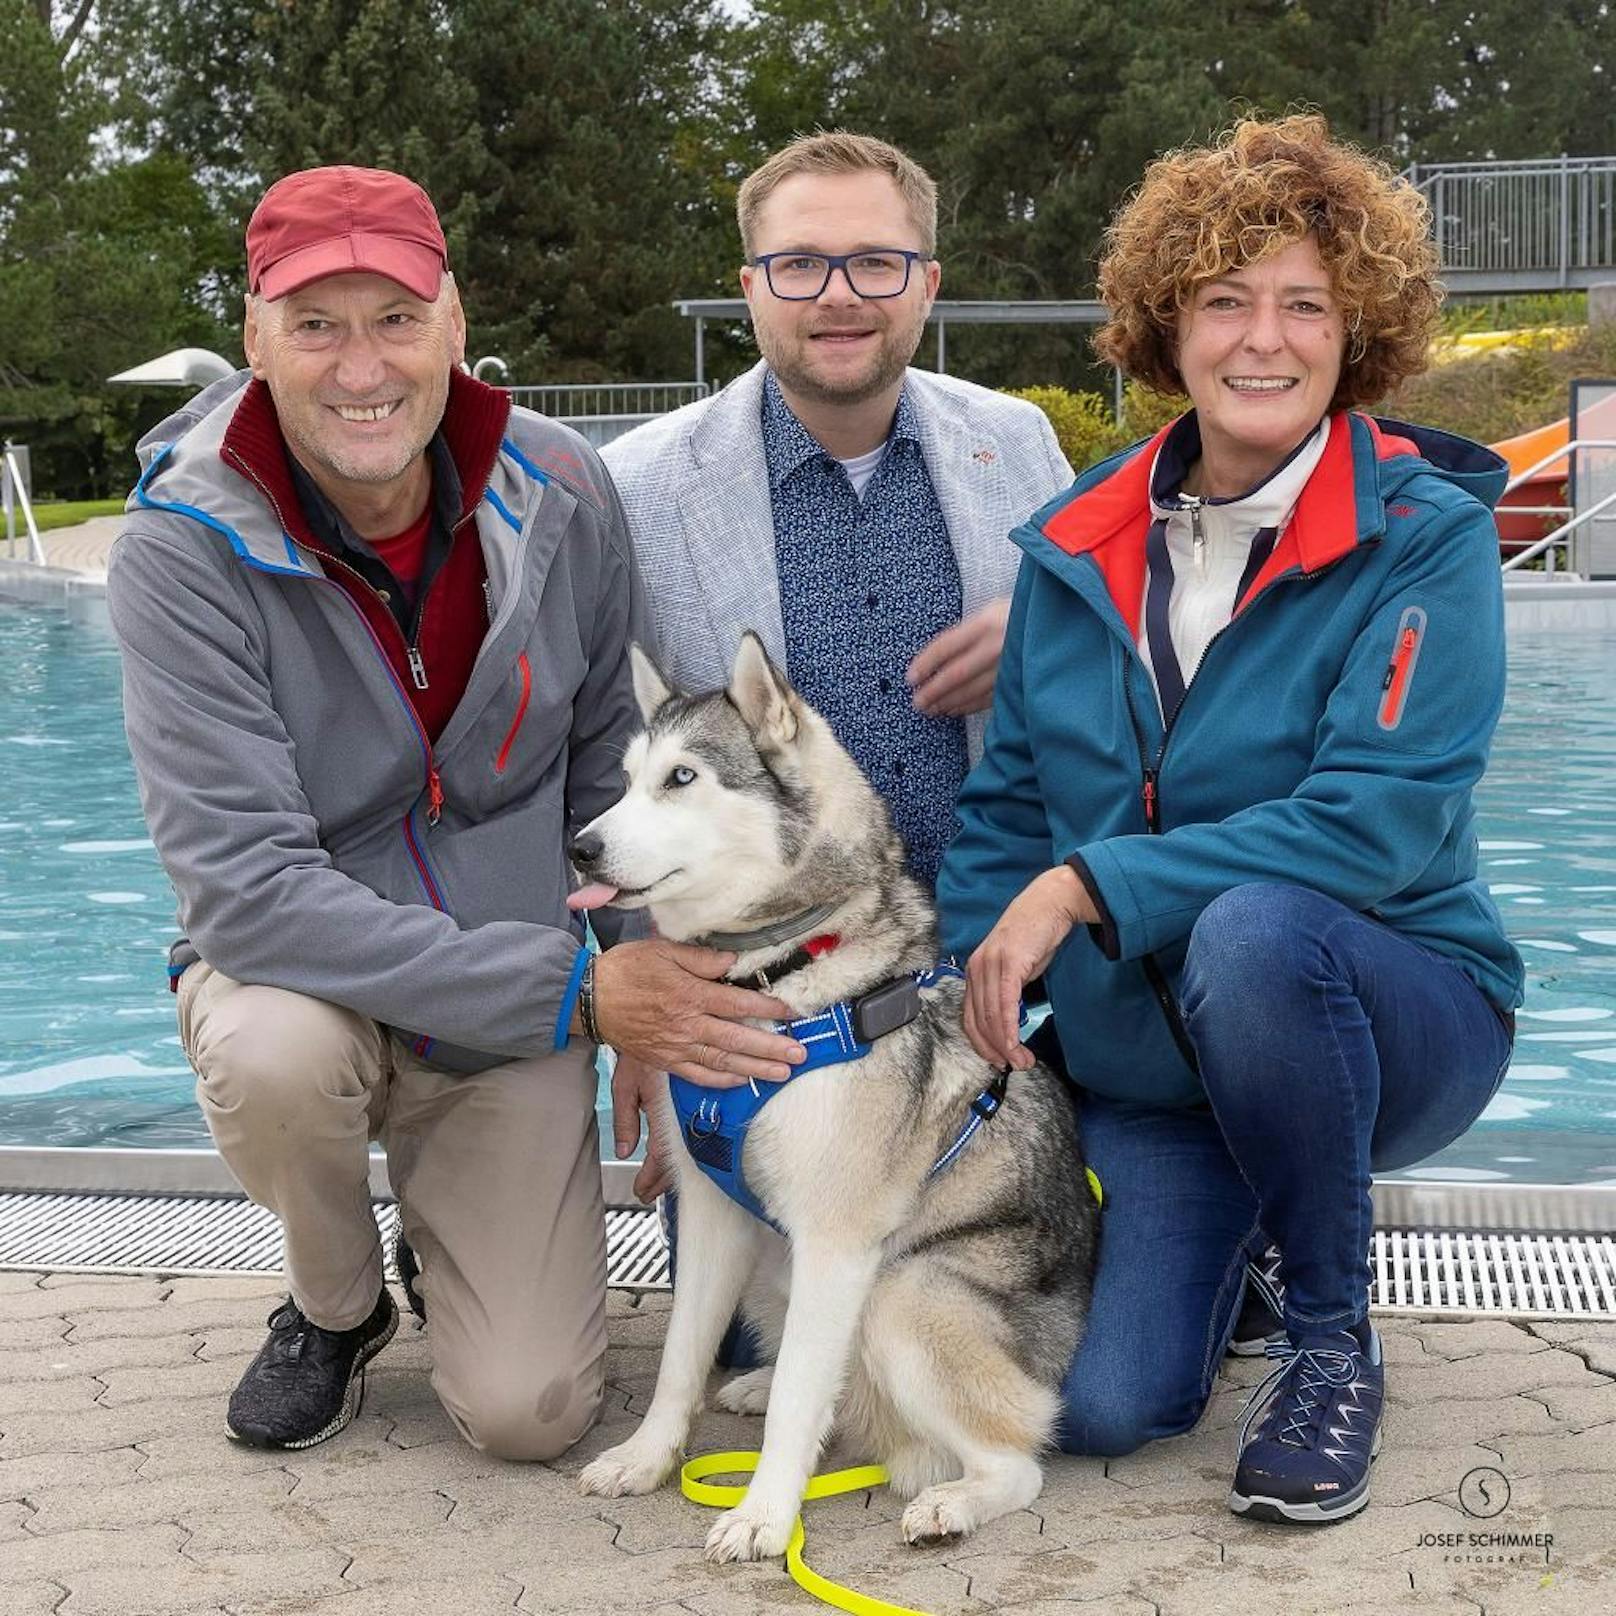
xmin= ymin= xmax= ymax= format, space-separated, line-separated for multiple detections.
xmin=29 ymin=498 xmax=127 ymax=531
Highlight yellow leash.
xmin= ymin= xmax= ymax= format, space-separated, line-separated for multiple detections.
xmin=681 ymin=1451 xmax=932 ymax=1616
xmin=679 ymin=1174 xmax=1104 ymax=1616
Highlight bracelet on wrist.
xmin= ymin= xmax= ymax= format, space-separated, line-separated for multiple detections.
xmin=579 ymin=954 xmax=602 ymax=1044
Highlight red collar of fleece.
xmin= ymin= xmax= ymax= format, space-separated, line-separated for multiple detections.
xmin=1040 ymin=410 xmax=1417 ymax=638
xmin=218 ymin=367 xmax=513 ymax=550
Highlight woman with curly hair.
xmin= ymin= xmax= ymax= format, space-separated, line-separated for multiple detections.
xmin=938 ymin=113 xmax=1523 ymax=1523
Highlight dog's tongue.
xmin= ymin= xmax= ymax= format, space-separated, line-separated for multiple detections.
xmin=567 ymin=883 xmax=620 ymax=912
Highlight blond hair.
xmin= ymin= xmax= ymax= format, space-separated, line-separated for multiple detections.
xmin=1096 ymin=113 xmax=1442 ymax=410
xmin=737 ymin=131 xmax=939 ymax=258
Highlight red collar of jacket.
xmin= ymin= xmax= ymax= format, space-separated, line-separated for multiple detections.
xmin=218 ymin=367 xmax=512 ymax=551
xmin=1041 ymin=410 xmax=1418 ymax=638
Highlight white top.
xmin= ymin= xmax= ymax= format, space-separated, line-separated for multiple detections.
xmin=837 ymin=444 xmax=887 ymax=497
xmin=1138 ymin=423 xmax=1329 ymax=714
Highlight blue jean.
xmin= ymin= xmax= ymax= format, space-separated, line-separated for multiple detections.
xmin=1056 ymin=882 xmax=1513 ymax=1457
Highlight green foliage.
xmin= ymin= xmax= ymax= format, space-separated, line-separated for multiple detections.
xmin=1005 ymin=386 xmax=1130 ymax=470
xmin=106 ymin=0 xmax=729 ymax=384
xmin=31 ymin=498 xmax=126 ymax=531
xmin=0 ymin=1 xmax=236 ymax=498
xmin=1388 ymin=322 xmax=1616 ymax=445
xmin=1005 ymin=380 xmax=1187 ymax=471
xmin=12 ymin=0 xmax=1616 ymax=488
xmin=1120 ymin=380 xmax=1187 ymax=440
xmin=1440 ymin=293 xmax=1587 ymax=335
xmin=449 ymin=0 xmax=731 ymax=382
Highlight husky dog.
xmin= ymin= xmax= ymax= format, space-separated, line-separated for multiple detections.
xmin=573 ymin=635 xmax=1097 ymax=1561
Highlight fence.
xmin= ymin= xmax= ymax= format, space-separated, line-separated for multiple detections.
xmin=1408 ymin=156 xmax=1616 ymax=292
xmin=508 ymin=381 xmax=709 ymax=419
xmin=504 ymin=382 xmax=712 ymax=448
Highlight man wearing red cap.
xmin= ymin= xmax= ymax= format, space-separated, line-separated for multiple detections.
xmin=107 ymin=166 xmax=805 ymax=1458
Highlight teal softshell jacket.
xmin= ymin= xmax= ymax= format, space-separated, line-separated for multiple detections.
xmin=937 ymin=410 xmax=1527 ymax=1108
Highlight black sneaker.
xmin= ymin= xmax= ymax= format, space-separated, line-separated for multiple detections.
xmin=1228 ymin=1248 xmax=1286 ymax=1358
xmin=391 ymin=1225 xmax=426 ymax=1324
xmin=1229 ymin=1322 xmax=1384 ymax=1524
xmin=226 ymin=1288 xmax=397 ymax=1449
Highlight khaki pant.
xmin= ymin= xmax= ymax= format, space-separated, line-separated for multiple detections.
xmin=177 ymin=962 xmax=607 ymax=1461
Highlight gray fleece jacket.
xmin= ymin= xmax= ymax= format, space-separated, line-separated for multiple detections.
xmin=108 ymin=371 xmax=646 ymax=1073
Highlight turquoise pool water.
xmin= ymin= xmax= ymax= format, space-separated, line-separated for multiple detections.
xmin=3 ymin=594 xmax=1615 ymax=1184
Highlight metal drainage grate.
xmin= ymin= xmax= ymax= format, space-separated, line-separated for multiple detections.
xmin=3 ymin=1195 xmax=1615 ymax=1320
xmin=1373 ymin=1227 xmax=1616 ymax=1320
xmin=0 ymin=1192 xmax=670 ymax=1291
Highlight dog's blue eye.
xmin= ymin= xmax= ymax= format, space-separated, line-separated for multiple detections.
xmin=666 ymin=766 xmax=696 ymax=788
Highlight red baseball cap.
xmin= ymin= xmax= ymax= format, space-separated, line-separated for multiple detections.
xmin=246 ymin=165 xmax=448 ymax=303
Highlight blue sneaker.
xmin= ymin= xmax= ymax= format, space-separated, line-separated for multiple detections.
xmin=1227 ymin=1247 xmax=1286 ymax=1358
xmin=1229 ymin=1323 xmax=1383 ymax=1523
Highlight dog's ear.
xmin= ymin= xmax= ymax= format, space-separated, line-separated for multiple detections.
xmin=727 ymin=632 xmax=798 ymax=746
xmin=630 ymin=644 xmax=675 ymax=722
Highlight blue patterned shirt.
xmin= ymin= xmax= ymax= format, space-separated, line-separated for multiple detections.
xmin=763 ymin=373 xmax=969 ymax=890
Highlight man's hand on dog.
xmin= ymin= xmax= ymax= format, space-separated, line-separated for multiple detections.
xmin=907 ymin=596 xmax=1011 ymax=716
xmin=592 ymin=939 xmax=806 ymax=1084
xmin=965 ymin=865 xmax=1096 ymax=1070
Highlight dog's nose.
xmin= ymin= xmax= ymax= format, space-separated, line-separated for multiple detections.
xmin=569 ymin=831 xmax=604 ymax=869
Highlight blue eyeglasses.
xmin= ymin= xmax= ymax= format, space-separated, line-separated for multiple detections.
xmin=750 ymin=249 xmax=933 ymax=301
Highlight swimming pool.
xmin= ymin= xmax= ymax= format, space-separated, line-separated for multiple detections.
xmin=3 ymin=594 xmax=1615 ymax=1184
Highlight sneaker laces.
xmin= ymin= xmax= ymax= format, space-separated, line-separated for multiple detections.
xmin=1237 ymin=1337 xmax=1359 ymax=1451
xmin=262 ymin=1300 xmax=345 ymax=1370
xmin=1244 ymin=1254 xmax=1285 ymax=1320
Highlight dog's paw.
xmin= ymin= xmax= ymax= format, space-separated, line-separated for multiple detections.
xmin=901 ymin=1485 xmax=977 ymax=1547
xmin=577 ymin=1439 xmax=675 ymax=1498
xmin=704 ymin=1503 xmax=795 ymax=1563
xmin=714 ymin=1365 xmax=773 ymax=1415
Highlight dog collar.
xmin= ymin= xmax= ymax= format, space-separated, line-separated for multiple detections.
xmin=701 ymin=902 xmax=841 ymax=955
xmin=742 ymin=932 xmax=841 ymax=991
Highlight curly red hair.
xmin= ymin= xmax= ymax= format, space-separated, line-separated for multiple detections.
xmin=1095 ymin=114 xmax=1441 ymax=410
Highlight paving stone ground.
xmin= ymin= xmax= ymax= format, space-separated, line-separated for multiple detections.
xmin=2 ymin=1274 xmax=1614 ymax=1615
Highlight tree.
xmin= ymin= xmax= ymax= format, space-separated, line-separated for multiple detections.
xmin=0 ymin=0 xmax=235 ymax=497
xmin=446 ymin=0 xmax=732 ymax=381
xmin=723 ymin=1 xmax=1231 ymax=387
xmin=110 ymin=0 xmax=732 ymax=384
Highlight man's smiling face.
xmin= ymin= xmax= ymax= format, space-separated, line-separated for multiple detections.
xmin=243 ymin=270 xmax=466 ymax=499
xmin=740 ymin=170 xmax=939 ymax=408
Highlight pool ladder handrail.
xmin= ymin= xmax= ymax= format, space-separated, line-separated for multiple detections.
xmin=1499 ymin=436 xmax=1616 ymax=576
xmin=2 ymin=447 xmax=48 ymax=568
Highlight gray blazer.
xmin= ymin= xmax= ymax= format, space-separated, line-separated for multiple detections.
xmin=602 ymin=361 xmax=1073 ymax=760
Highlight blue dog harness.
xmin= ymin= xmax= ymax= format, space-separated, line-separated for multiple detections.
xmin=670 ymin=959 xmax=1009 ymax=1225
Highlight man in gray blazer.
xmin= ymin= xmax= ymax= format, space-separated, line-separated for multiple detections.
xmin=602 ymin=130 xmax=1072 ymax=1201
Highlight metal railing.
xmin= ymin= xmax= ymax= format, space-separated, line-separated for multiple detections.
xmin=555 ymin=413 xmax=663 ymax=450
xmin=2 ymin=447 xmax=47 ymax=566
xmin=1499 ymin=436 xmax=1616 ymax=574
xmin=1406 ymin=156 xmax=1616 ymax=292
xmin=507 ymin=381 xmax=709 ymax=419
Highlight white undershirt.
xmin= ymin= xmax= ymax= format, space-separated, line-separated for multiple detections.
xmin=1138 ymin=423 xmax=1329 ymax=714
xmin=837 ymin=444 xmax=887 ymax=497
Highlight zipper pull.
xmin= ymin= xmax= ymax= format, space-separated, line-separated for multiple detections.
xmin=1141 ymin=768 xmax=1159 ymax=832
xmin=407 ymin=646 xmax=429 ymax=690
xmin=1188 ymin=500 xmax=1208 ymax=575
xmin=482 ymin=579 xmax=496 ymax=623
xmin=1381 ymin=626 xmax=1417 ymax=689
xmin=427 ymin=765 xmax=444 ymax=826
